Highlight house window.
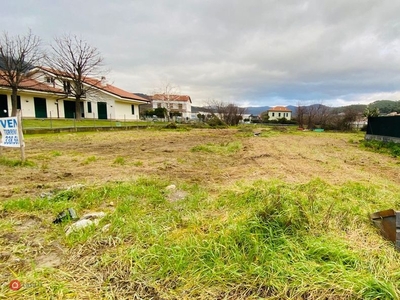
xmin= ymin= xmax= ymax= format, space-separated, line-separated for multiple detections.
xmin=178 ymin=103 xmax=183 ymax=110
xmin=63 ymin=81 xmax=71 ymax=93
xmin=272 ymin=112 xmax=275 ymax=117
xmin=131 ymin=105 xmax=135 ymax=115
xmin=169 ymin=103 xmax=174 ymax=109
xmin=45 ymin=76 xmax=55 ymax=84
xmin=157 ymin=103 xmax=161 ymax=108
xmin=279 ymin=113 xmax=281 ymax=117
xmin=87 ymin=101 xmax=92 ymax=113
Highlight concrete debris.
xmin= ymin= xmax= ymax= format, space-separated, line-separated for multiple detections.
xmin=81 ymin=212 xmax=106 ymax=220
xmin=101 ymin=223 xmax=111 ymax=232
xmin=40 ymin=191 xmax=54 ymax=199
xmin=65 ymin=211 xmax=106 ymax=236
xmin=165 ymin=184 xmax=176 ymax=191
xmin=65 ymin=184 xmax=85 ymax=190
xmin=165 ymin=184 xmax=188 ymax=202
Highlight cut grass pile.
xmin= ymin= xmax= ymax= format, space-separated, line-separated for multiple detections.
xmin=1 ymin=177 xmax=399 ymax=299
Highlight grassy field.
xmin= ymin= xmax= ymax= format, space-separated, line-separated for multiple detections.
xmin=0 ymin=126 xmax=399 ymax=299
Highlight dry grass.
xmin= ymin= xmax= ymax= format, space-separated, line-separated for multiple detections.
xmin=1 ymin=127 xmax=400 ymax=299
xmin=0 ymin=128 xmax=398 ymax=200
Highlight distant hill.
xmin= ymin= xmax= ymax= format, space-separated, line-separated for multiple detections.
xmin=245 ymin=106 xmax=270 ymax=115
xmin=192 ymin=105 xmax=270 ymax=115
xmin=193 ymin=100 xmax=400 ymax=116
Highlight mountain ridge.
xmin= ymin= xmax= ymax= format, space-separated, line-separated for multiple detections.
xmin=192 ymin=100 xmax=400 ymax=116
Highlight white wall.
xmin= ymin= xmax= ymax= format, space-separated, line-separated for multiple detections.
xmin=0 ymin=91 xmax=63 ymax=118
xmin=1 ymin=70 xmax=144 ymax=120
xmin=83 ymin=92 xmax=141 ymax=121
xmin=152 ymin=100 xmax=192 ymax=119
xmin=268 ymin=111 xmax=292 ymax=120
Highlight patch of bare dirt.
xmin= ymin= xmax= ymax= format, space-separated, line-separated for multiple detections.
xmin=0 ymin=129 xmax=399 ymax=200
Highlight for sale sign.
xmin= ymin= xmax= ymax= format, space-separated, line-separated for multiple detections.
xmin=0 ymin=117 xmax=23 ymax=147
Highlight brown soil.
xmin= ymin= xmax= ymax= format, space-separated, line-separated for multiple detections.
xmin=0 ymin=128 xmax=399 ymax=200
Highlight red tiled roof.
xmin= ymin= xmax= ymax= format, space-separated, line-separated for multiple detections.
xmin=267 ymin=106 xmax=291 ymax=112
xmin=152 ymin=94 xmax=192 ymax=103
xmin=84 ymin=77 xmax=148 ymax=102
xmin=0 ymin=72 xmax=64 ymax=94
xmin=35 ymin=67 xmax=148 ymax=102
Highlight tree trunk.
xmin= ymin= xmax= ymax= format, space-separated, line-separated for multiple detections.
xmin=75 ymin=97 xmax=82 ymax=120
xmin=11 ymin=87 xmax=18 ymax=116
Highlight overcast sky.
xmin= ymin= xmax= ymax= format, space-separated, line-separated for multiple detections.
xmin=2 ymin=0 xmax=400 ymax=107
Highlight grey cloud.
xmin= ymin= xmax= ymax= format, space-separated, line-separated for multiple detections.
xmin=2 ymin=0 xmax=400 ymax=106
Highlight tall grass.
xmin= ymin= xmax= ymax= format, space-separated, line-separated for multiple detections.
xmin=1 ymin=177 xmax=399 ymax=299
xmin=361 ymin=139 xmax=400 ymax=157
xmin=191 ymin=141 xmax=242 ymax=154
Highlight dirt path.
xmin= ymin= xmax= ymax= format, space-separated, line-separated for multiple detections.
xmin=0 ymin=129 xmax=398 ymax=200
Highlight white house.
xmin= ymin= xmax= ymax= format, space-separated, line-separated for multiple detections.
xmin=151 ymin=94 xmax=192 ymax=119
xmin=267 ymin=106 xmax=292 ymax=121
xmin=0 ymin=67 xmax=149 ymax=120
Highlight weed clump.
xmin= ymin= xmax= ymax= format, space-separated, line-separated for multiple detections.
xmin=361 ymin=140 xmax=400 ymax=157
xmin=0 ymin=157 xmax=35 ymax=167
xmin=191 ymin=141 xmax=242 ymax=154
xmin=164 ymin=122 xmax=178 ymax=129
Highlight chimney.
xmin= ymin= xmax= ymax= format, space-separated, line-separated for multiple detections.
xmin=100 ymin=76 xmax=107 ymax=86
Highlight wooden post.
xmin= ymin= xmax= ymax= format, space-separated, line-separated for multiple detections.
xmin=17 ymin=110 xmax=25 ymax=162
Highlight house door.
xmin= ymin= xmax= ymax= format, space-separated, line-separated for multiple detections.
xmin=0 ymin=94 xmax=8 ymax=117
xmin=64 ymin=100 xmax=75 ymax=118
xmin=34 ymin=97 xmax=47 ymax=118
xmin=97 ymin=102 xmax=107 ymax=119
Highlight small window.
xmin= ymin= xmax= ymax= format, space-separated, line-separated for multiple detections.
xmin=278 ymin=113 xmax=281 ymax=117
xmin=87 ymin=101 xmax=92 ymax=113
xmin=46 ymin=76 xmax=55 ymax=84
xmin=63 ymin=81 xmax=71 ymax=93
xmin=272 ymin=112 xmax=275 ymax=117
xmin=178 ymin=103 xmax=183 ymax=110
xmin=157 ymin=103 xmax=161 ymax=108
xmin=131 ymin=104 xmax=135 ymax=115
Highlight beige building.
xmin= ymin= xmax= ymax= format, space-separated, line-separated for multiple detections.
xmin=151 ymin=94 xmax=192 ymax=119
xmin=267 ymin=106 xmax=292 ymax=121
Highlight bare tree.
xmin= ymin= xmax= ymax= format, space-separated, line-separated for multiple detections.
xmin=340 ymin=107 xmax=360 ymax=130
xmin=206 ymin=99 xmax=246 ymax=126
xmin=260 ymin=111 xmax=270 ymax=123
xmin=296 ymin=103 xmax=306 ymax=128
xmin=152 ymin=82 xmax=181 ymax=121
xmin=46 ymin=35 xmax=103 ymax=120
xmin=0 ymin=30 xmax=42 ymax=116
xmin=297 ymin=103 xmax=330 ymax=129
